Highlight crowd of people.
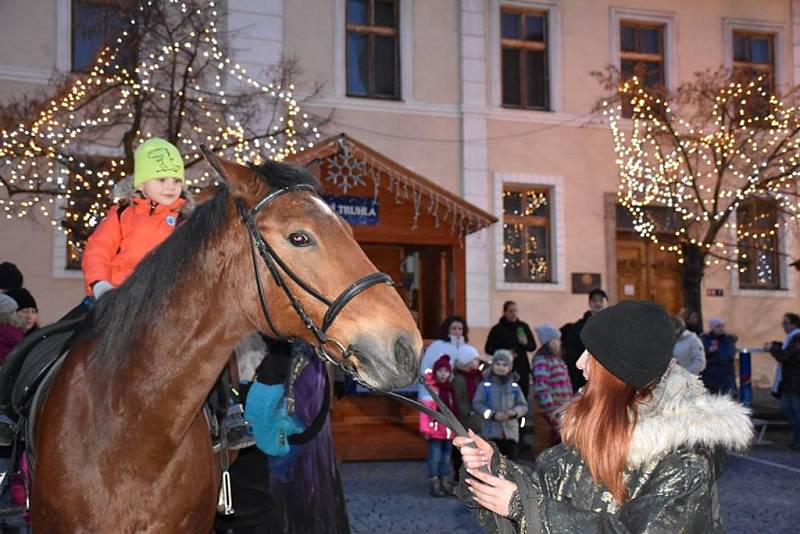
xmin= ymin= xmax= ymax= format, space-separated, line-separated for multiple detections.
xmin=417 ymin=289 xmax=800 ymax=502
xmin=0 ymin=137 xmax=795 ymax=530
xmin=0 ymin=262 xmax=38 ymax=533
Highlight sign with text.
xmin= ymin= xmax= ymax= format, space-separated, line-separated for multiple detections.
xmin=706 ymin=288 xmax=724 ymax=297
xmin=324 ymin=196 xmax=379 ymax=226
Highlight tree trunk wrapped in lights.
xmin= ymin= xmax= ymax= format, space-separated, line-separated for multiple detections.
xmin=0 ymin=0 xmax=327 ymax=263
xmin=600 ymin=67 xmax=800 ymax=323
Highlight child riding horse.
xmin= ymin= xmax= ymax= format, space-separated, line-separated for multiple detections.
xmin=31 ymin=152 xmax=423 ymax=532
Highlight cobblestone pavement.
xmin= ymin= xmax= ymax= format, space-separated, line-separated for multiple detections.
xmin=341 ymin=460 xmax=481 ymax=534
xmin=341 ymin=430 xmax=800 ymax=534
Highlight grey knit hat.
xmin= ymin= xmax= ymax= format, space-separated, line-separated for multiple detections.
xmin=535 ymin=324 xmax=561 ymax=346
xmin=491 ymin=349 xmax=514 ymax=365
xmin=0 ymin=293 xmax=19 ymax=315
xmin=579 ymin=300 xmax=674 ymax=389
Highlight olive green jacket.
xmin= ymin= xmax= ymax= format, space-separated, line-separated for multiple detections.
xmin=457 ymin=365 xmax=753 ymax=533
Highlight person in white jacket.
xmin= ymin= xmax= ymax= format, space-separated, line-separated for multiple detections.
xmin=671 ymin=315 xmax=706 ymax=374
xmin=419 ymin=316 xmax=484 ymax=400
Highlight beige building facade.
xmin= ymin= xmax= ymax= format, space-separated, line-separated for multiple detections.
xmin=1 ymin=0 xmax=799 ymax=385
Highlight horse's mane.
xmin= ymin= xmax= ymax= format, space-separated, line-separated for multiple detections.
xmin=74 ymin=160 xmax=320 ymax=362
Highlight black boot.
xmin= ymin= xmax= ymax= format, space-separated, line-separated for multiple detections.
xmin=221 ymin=403 xmax=256 ymax=451
xmin=429 ymin=477 xmax=445 ymax=497
xmin=440 ymin=476 xmax=456 ymax=495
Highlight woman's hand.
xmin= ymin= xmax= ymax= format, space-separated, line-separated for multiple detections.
xmin=464 ymin=467 xmax=518 ymax=518
xmin=453 ymin=429 xmax=493 ymax=470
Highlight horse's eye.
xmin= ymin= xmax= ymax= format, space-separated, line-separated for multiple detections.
xmin=288 ymin=232 xmax=312 ymax=247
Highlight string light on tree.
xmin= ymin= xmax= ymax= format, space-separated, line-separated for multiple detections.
xmin=0 ymin=0 xmax=323 ymax=262
xmin=602 ymin=68 xmax=800 ymax=313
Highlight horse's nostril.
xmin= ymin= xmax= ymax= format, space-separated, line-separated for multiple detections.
xmin=393 ymin=335 xmax=419 ymax=378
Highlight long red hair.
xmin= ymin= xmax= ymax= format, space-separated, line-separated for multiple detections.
xmin=560 ymin=357 xmax=654 ymax=503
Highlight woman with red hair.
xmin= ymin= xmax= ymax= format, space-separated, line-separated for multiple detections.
xmin=454 ymin=300 xmax=754 ymax=533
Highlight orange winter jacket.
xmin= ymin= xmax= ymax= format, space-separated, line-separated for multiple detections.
xmin=82 ymin=196 xmax=187 ymax=295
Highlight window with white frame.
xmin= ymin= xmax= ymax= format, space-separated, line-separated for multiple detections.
xmin=494 ymin=173 xmax=565 ymax=291
xmin=610 ymin=9 xmax=676 ymax=117
xmin=502 ymin=185 xmax=553 ymax=283
xmin=724 ymin=19 xmax=785 ymax=92
xmin=500 ymin=7 xmax=549 ymax=110
xmin=732 ymin=31 xmax=776 ymax=118
xmin=619 ymin=20 xmax=665 ymax=118
xmin=71 ymin=0 xmax=130 ymax=73
xmin=489 ymin=1 xmax=562 ymax=112
xmin=736 ymin=198 xmax=782 ymax=290
xmin=346 ymin=0 xmax=401 ymax=99
xmin=733 ymin=31 xmax=776 ymax=89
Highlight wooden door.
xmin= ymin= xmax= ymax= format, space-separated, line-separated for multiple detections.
xmin=616 ymin=240 xmax=649 ymax=301
xmin=616 ymin=237 xmax=683 ymax=314
xmin=361 ymin=244 xmax=405 ymax=293
xmin=649 ymin=246 xmax=683 ymax=314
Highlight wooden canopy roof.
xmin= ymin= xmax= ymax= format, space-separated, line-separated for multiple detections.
xmin=288 ymin=134 xmax=497 ymax=236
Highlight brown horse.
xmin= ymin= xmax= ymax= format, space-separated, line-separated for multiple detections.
xmin=31 ymin=154 xmax=423 ymax=532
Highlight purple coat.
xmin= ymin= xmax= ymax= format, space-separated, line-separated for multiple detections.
xmin=0 ymin=323 xmax=23 ymax=364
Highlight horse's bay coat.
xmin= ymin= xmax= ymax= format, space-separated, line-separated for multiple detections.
xmin=458 ymin=365 xmax=754 ymax=533
xmin=32 ymin=155 xmax=424 ymax=533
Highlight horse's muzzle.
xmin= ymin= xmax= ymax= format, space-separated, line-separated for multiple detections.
xmin=350 ymin=333 xmax=420 ymax=390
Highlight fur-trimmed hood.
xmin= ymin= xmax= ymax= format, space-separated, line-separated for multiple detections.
xmin=111 ymin=177 xmax=196 ymax=214
xmin=627 ymin=364 xmax=753 ymax=467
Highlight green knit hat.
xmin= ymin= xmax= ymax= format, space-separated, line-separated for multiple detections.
xmin=133 ymin=138 xmax=185 ymax=188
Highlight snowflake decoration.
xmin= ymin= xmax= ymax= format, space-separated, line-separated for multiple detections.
xmin=324 ymin=152 xmax=365 ymax=194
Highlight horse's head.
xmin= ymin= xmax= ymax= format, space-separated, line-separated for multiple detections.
xmin=204 ymin=149 xmax=423 ymax=390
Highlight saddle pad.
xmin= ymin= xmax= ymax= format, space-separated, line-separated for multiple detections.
xmin=245 ymin=382 xmax=304 ymax=457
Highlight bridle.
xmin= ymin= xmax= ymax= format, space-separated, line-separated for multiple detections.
xmin=233 ymin=183 xmax=470 ymax=439
xmin=235 ymin=183 xmax=394 ymax=375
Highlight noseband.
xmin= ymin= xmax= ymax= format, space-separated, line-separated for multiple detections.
xmin=236 ymin=184 xmax=393 ymax=372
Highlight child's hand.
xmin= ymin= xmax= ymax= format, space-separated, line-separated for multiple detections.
xmin=421 ymin=433 xmax=430 ymax=441
xmin=494 ymin=412 xmax=509 ymax=422
xmin=453 ymin=430 xmax=493 ymax=470
xmin=92 ymin=280 xmax=113 ymax=300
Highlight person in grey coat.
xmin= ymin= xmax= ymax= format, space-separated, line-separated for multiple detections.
xmin=472 ymin=349 xmax=528 ymax=460
xmin=671 ymin=315 xmax=706 ymax=375
xmin=454 ymin=301 xmax=753 ymax=534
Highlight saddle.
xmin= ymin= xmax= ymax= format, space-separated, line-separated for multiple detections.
xmin=0 ymin=317 xmax=79 ymax=519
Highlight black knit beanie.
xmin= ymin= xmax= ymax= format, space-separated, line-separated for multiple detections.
xmin=5 ymin=287 xmax=37 ymax=311
xmin=0 ymin=262 xmax=23 ymax=291
xmin=579 ymin=300 xmax=674 ymax=389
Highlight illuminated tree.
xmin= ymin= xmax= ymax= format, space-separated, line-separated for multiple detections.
xmin=0 ymin=0 xmax=326 ymax=265
xmin=601 ymin=67 xmax=800 ymax=320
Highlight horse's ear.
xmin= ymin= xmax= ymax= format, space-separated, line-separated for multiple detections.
xmin=200 ymin=145 xmax=261 ymax=197
xmin=200 ymin=145 xmax=228 ymax=185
